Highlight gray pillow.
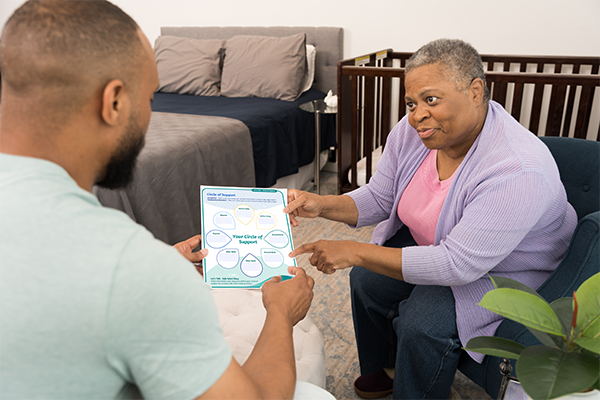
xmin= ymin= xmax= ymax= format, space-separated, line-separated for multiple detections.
xmin=154 ymin=36 xmax=224 ymax=96
xmin=221 ymin=33 xmax=307 ymax=101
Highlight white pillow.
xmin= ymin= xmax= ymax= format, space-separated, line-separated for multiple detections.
xmin=302 ymin=45 xmax=316 ymax=93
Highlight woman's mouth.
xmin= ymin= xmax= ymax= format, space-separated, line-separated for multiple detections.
xmin=418 ymin=128 xmax=436 ymax=139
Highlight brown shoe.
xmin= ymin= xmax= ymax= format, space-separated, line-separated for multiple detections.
xmin=354 ymin=369 xmax=393 ymax=399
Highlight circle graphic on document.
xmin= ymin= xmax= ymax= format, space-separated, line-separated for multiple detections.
xmin=264 ymin=230 xmax=289 ymax=248
xmin=205 ymin=230 xmax=232 ymax=249
xmin=217 ymin=248 xmax=239 ymax=269
xmin=261 ymin=248 xmax=284 ymax=269
xmin=235 ymin=205 xmax=254 ymax=225
xmin=256 ymin=212 xmax=277 ymax=230
xmin=241 ymin=253 xmax=263 ymax=277
xmin=213 ymin=212 xmax=236 ymax=230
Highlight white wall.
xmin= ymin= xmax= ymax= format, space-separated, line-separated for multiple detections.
xmin=1 ymin=0 xmax=599 ymax=59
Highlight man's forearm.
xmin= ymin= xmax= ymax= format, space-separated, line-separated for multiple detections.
xmin=241 ymin=310 xmax=296 ymax=399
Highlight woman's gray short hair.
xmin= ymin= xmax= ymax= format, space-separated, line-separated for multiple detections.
xmin=405 ymin=38 xmax=490 ymax=102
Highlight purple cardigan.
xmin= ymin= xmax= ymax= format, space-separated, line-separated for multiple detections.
xmin=347 ymin=101 xmax=577 ymax=362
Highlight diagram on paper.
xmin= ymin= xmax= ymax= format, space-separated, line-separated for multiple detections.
xmin=201 ymin=186 xmax=296 ymax=289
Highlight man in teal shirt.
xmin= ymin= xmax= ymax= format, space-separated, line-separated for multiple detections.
xmin=0 ymin=1 xmax=315 ymax=399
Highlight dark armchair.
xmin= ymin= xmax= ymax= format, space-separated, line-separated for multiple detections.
xmin=457 ymin=136 xmax=600 ymax=398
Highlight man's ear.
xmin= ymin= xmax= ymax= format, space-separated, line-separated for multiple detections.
xmin=101 ymin=79 xmax=126 ymax=126
xmin=469 ymin=78 xmax=486 ymax=104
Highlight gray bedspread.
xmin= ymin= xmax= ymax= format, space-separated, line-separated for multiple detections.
xmin=95 ymin=112 xmax=255 ymax=245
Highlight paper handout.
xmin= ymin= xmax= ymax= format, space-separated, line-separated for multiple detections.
xmin=200 ymin=186 xmax=296 ymax=288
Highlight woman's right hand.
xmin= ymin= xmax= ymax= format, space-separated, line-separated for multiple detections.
xmin=284 ymin=189 xmax=324 ymax=227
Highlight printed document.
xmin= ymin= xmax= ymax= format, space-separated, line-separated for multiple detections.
xmin=200 ymin=186 xmax=296 ymax=288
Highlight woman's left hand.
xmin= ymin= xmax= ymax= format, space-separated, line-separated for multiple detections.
xmin=289 ymin=240 xmax=360 ymax=275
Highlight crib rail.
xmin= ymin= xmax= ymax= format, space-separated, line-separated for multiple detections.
xmin=337 ymin=51 xmax=600 ymax=194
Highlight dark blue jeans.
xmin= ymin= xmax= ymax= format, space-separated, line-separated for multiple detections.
xmin=350 ymin=227 xmax=461 ymax=399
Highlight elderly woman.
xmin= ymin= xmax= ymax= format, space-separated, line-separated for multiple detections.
xmin=285 ymin=39 xmax=577 ymax=399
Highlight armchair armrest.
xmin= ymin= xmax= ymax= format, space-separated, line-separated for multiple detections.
xmin=537 ymin=211 xmax=600 ymax=301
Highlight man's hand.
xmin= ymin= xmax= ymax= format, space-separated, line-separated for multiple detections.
xmin=261 ymin=266 xmax=314 ymax=326
xmin=284 ymin=189 xmax=324 ymax=227
xmin=290 ymin=240 xmax=360 ymax=275
xmin=173 ymin=234 xmax=207 ymax=265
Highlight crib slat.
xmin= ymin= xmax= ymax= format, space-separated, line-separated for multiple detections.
xmin=529 ymin=86 xmax=543 ymax=135
xmin=350 ymin=76 xmax=359 ymax=191
xmin=546 ymin=84 xmax=567 ymax=137
xmin=574 ymin=58 xmax=598 ymax=140
xmin=336 ymin=60 xmax=353 ymax=193
xmin=510 ymin=63 xmax=528 ymax=119
xmin=381 ymin=57 xmax=392 ymax=149
xmin=528 ymin=63 xmax=546 ymax=135
xmin=574 ymin=85 xmax=594 ymax=139
xmin=364 ymin=76 xmax=375 ymax=184
xmin=563 ymin=67 xmax=580 ymax=137
xmin=542 ymin=61 xmax=564 ymax=136
xmin=496 ymin=62 xmax=510 ymax=106
xmin=496 ymin=80 xmax=508 ymax=108
xmin=399 ymin=75 xmax=406 ymax=121
xmin=374 ymin=75 xmax=382 ymax=150
xmin=486 ymin=80 xmax=494 ymax=101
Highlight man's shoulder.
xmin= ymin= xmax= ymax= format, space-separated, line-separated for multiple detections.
xmin=0 ymin=154 xmax=159 ymax=270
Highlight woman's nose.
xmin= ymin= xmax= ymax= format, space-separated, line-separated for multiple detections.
xmin=412 ymin=105 xmax=430 ymax=123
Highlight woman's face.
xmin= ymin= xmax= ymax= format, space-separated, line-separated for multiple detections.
xmin=404 ymin=63 xmax=486 ymax=155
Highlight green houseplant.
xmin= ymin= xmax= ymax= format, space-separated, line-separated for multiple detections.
xmin=464 ymin=272 xmax=600 ymax=400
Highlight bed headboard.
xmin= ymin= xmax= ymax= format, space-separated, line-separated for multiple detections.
xmin=160 ymin=26 xmax=343 ymax=94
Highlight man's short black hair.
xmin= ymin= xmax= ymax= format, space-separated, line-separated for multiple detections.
xmin=0 ymin=0 xmax=144 ymax=119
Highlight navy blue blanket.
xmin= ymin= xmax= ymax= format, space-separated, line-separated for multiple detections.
xmin=151 ymin=89 xmax=336 ymax=187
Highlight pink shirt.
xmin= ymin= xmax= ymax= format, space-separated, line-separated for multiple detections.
xmin=397 ymin=150 xmax=456 ymax=246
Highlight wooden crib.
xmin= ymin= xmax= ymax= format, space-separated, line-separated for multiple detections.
xmin=336 ymin=51 xmax=600 ymax=194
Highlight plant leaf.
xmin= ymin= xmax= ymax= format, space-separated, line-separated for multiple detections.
xmin=525 ymin=298 xmax=575 ymax=350
xmin=463 ymin=336 xmax=525 ymax=359
xmin=479 ymin=289 xmax=564 ymax=336
xmin=576 ymin=273 xmax=600 ymax=335
xmin=574 ymin=336 xmax=600 ymax=355
xmin=550 ymin=297 xmax=575 ymax=337
xmin=526 ymin=326 xmax=564 ymax=349
xmin=490 ymin=275 xmax=545 ymax=301
xmin=516 ymin=346 xmax=600 ymax=399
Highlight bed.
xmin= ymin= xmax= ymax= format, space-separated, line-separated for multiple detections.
xmin=95 ymin=27 xmax=343 ymax=245
xmin=336 ymin=51 xmax=600 ymax=193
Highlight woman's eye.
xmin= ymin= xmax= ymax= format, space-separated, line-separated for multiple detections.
xmin=426 ymin=96 xmax=438 ymax=104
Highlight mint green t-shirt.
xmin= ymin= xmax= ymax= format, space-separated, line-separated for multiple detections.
xmin=0 ymin=154 xmax=231 ymax=399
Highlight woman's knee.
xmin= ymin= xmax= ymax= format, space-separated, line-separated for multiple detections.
xmin=350 ymin=267 xmax=416 ymax=309
xmin=393 ymin=286 xmax=457 ymax=339
xmin=349 ymin=266 xmax=370 ymax=294
xmin=350 ymin=267 xmax=398 ymax=298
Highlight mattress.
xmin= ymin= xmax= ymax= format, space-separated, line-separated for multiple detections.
xmin=150 ymin=88 xmax=337 ymax=187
